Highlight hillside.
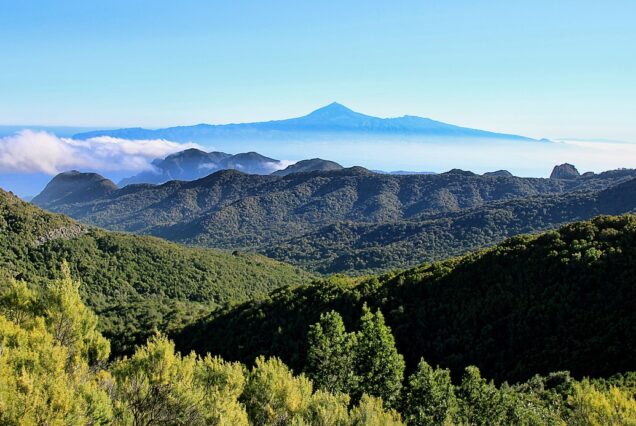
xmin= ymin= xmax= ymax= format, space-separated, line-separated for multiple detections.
xmin=266 ymin=178 xmax=636 ymax=273
xmin=0 ymin=189 xmax=312 ymax=354
xmin=176 ymin=215 xmax=636 ymax=384
xmin=119 ymin=149 xmax=284 ymax=186
xmin=73 ymin=103 xmax=537 ymax=143
xmin=272 ymin=158 xmax=344 ymax=176
xmin=32 ymin=170 xmax=117 ymax=206
xmin=33 ymin=166 xmax=636 ymax=273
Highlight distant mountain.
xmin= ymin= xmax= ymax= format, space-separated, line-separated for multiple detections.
xmin=74 ymin=103 xmax=538 ymax=143
xmin=483 ymin=170 xmax=513 ymax=177
xmin=272 ymin=158 xmax=343 ymax=176
xmin=266 ymin=177 xmax=636 ymax=273
xmin=32 ymin=170 xmax=117 ymax=207
xmin=119 ymin=149 xmax=283 ymax=186
xmin=32 ymin=165 xmax=636 ymax=273
xmin=373 ymin=170 xmax=436 ymax=175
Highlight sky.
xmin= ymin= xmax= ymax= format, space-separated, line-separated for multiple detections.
xmin=1 ymin=0 xmax=636 ymax=196
xmin=1 ymin=0 xmax=635 ymax=141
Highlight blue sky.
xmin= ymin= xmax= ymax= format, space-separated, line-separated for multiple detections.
xmin=1 ymin=0 xmax=635 ymax=141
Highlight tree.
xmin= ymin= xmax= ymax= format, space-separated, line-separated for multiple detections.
xmin=304 ymin=390 xmax=351 ymax=426
xmin=402 ymin=358 xmax=457 ymax=425
xmin=353 ymin=304 xmax=405 ymax=408
xmin=567 ymin=381 xmax=636 ymax=425
xmin=195 ymin=354 xmax=249 ymax=426
xmin=42 ymin=262 xmax=110 ymax=367
xmin=305 ymin=310 xmax=358 ymax=395
xmin=0 ymin=275 xmax=113 ymax=425
xmin=349 ymin=395 xmax=404 ymax=426
xmin=241 ymin=356 xmax=313 ymax=425
xmin=456 ymin=366 xmax=506 ymax=425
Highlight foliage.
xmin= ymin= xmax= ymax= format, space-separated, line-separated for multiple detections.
xmin=349 ymin=395 xmax=403 ymax=426
xmin=177 ymin=215 xmax=636 ymax=384
xmin=242 ymin=356 xmax=313 ymax=425
xmin=402 ymin=359 xmax=457 ymax=426
xmin=0 ymin=189 xmax=312 ymax=355
xmin=266 ymin=176 xmax=636 ymax=274
xmin=33 ymin=166 xmax=636 ymax=274
xmin=567 ymin=381 xmax=636 ymax=425
xmin=0 ymin=275 xmax=113 ymax=425
xmin=1 ymin=269 xmax=636 ymax=425
xmin=352 ymin=305 xmax=405 ymax=407
xmin=305 ymin=310 xmax=358 ymax=395
xmin=111 ymin=334 xmax=249 ymax=425
xmin=305 ymin=307 xmax=404 ymax=407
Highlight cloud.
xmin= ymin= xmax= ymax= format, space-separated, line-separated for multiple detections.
xmin=0 ymin=130 xmax=203 ymax=174
xmin=266 ymin=160 xmax=295 ymax=173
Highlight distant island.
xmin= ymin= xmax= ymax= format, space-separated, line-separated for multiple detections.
xmin=74 ymin=102 xmax=541 ymax=144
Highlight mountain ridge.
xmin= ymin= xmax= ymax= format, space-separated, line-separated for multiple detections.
xmin=73 ymin=103 xmax=538 ymax=142
xmin=0 ymin=188 xmax=312 ymax=354
xmin=32 ymin=165 xmax=636 ymax=273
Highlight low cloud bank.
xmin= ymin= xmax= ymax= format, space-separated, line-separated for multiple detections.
xmin=1 ymin=130 xmax=635 ymax=179
xmin=0 ymin=130 xmax=203 ymax=175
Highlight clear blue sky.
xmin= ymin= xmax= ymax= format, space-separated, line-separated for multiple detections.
xmin=1 ymin=0 xmax=635 ymax=141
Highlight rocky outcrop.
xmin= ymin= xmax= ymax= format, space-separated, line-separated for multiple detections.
xmin=550 ymin=164 xmax=580 ymax=180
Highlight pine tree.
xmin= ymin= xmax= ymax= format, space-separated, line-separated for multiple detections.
xmin=456 ymin=366 xmax=506 ymax=425
xmin=305 ymin=310 xmax=358 ymax=394
xmin=353 ymin=304 xmax=405 ymax=408
xmin=403 ymin=358 xmax=457 ymax=425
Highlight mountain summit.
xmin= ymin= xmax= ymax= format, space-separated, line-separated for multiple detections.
xmin=73 ymin=103 xmax=537 ymax=144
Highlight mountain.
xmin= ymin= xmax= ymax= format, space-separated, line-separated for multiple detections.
xmin=272 ymin=158 xmax=343 ymax=176
xmin=32 ymin=165 xmax=636 ymax=273
xmin=373 ymin=170 xmax=436 ymax=175
xmin=119 ymin=149 xmax=283 ymax=186
xmin=483 ymin=170 xmax=513 ymax=177
xmin=175 ymin=215 xmax=636 ymax=384
xmin=219 ymin=151 xmax=282 ymax=174
xmin=0 ymin=188 xmax=311 ymax=354
xmin=550 ymin=163 xmax=581 ymax=179
xmin=32 ymin=170 xmax=117 ymax=206
xmin=265 ymin=177 xmax=636 ymax=273
xmin=73 ymin=103 xmax=538 ymax=143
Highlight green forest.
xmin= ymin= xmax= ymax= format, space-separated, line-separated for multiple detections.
xmin=177 ymin=215 xmax=636 ymax=384
xmin=2 ymin=269 xmax=636 ymax=425
xmin=0 ymin=190 xmax=311 ymax=354
xmin=3 ymin=187 xmax=636 ymax=424
xmin=33 ymin=167 xmax=636 ymax=274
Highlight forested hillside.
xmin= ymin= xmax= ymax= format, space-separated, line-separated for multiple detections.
xmin=177 ymin=215 xmax=636 ymax=385
xmin=0 ymin=189 xmax=311 ymax=354
xmin=2 ymin=265 xmax=635 ymax=425
xmin=33 ymin=166 xmax=636 ymax=273
xmin=267 ymin=177 xmax=636 ymax=273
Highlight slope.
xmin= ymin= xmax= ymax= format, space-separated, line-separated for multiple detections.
xmin=176 ymin=215 xmax=636 ymax=384
xmin=0 ymin=189 xmax=312 ymax=354
xmin=33 ymin=167 xmax=636 ymax=264
xmin=266 ymin=177 xmax=636 ymax=273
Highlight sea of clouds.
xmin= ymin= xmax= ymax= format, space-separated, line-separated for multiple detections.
xmin=1 ymin=129 xmax=636 ymax=197
xmin=0 ymin=130 xmax=204 ymax=175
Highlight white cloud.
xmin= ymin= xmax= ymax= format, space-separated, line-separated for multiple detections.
xmin=266 ymin=160 xmax=295 ymax=172
xmin=0 ymin=130 xmax=203 ymax=174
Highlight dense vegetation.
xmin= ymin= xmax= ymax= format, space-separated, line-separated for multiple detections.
xmin=0 ymin=189 xmax=311 ymax=354
xmin=2 ymin=270 xmax=635 ymax=425
xmin=267 ymin=177 xmax=636 ymax=273
xmin=177 ymin=215 xmax=636 ymax=385
xmin=34 ymin=167 xmax=636 ymax=273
